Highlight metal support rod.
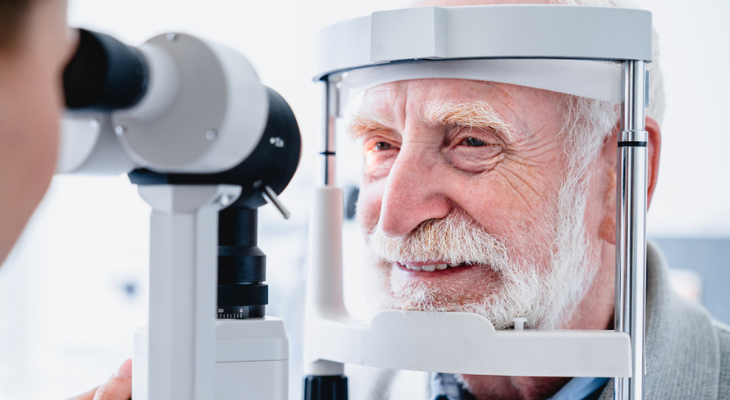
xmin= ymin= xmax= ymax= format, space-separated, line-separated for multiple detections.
xmin=615 ymin=60 xmax=648 ymax=400
xmin=262 ymin=185 xmax=291 ymax=219
xmin=321 ymin=80 xmax=338 ymax=186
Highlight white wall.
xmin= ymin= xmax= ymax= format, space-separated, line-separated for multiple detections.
xmin=640 ymin=0 xmax=730 ymax=237
xmin=0 ymin=1 xmax=727 ymax=399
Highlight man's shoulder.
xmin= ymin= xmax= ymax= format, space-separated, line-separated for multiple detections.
xmin=713 ymin=319 xmax=730 ymax=346
xmin=712 ymin=320 xmax=730 ymax=398
xmin=641 ymin=241 xmax=730 ymax=398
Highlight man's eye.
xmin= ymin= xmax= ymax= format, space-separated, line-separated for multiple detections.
xmin=463 ymin=137 xmax=487 ymax=147
xmin=374 ymin=142 xmax=392 ymax=151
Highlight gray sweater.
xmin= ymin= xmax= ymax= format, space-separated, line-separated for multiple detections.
xmin=346 ymin=242 xmax=730 ymax=399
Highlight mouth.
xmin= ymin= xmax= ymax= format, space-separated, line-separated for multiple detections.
xmin=395 ymin=261 xmax=476 ymax=273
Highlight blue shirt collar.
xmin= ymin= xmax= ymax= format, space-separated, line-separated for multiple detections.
xmin=430 ymin=373 xmax=608 ymax=400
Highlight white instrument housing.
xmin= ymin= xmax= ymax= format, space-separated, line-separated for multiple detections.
xmin=57 ymin=33 xmax=269 ymax=176
xmin=57 ymin=31 xmax=295 ymax=400
xmin=114 ymin=33 xmax=268 ymax=173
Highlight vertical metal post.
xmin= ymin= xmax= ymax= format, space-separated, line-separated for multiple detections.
xmin=305 ymin=77 xmax=349 ymax=399
xmin=321 ymin=80 xmax=338 ymax=186
xmin=615 ymin=60 xmax=648 ymax=400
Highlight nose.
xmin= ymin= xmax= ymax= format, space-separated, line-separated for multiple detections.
xmin=378 ymin=144 xmax=452 ymax=238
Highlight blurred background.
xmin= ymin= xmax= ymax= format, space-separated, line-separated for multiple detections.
xmin=0 ymin=0 xmax=728 ymax=399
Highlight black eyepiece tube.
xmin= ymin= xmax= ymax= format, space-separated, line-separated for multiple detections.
xmin=217 ymin=207 xmax=268 ymax=319
xmin=304 ymin=375 xmax=348 ymax=400
xmin=63 ymin=29 xmax=149 ymax=111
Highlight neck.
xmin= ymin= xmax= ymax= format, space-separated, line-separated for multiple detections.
xmin=460 ymin=375 xmax=571 ymax=400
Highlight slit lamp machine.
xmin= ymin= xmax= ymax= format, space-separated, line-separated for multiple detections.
xmin=57 ymin=4 xmax=652 ymax=400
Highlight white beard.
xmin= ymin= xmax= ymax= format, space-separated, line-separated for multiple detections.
xmin=361 ymin=168 xmax=600 ymax=330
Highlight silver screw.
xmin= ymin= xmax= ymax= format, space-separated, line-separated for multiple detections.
xmin=114 ymin=125 xmax=126 ymax=136
xmin=269 ymin=137 xmax=284 ymax=148
xmin=90 ymin=118 xmax=100 ymax=129
xmin=216 ymin=194 xmax=232 ymax=207
xmin=166 ymin=33 xmax=178 ymax=42
xmin=205 ymin=130 xmax=217 ymax=141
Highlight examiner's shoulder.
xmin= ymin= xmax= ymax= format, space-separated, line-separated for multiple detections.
xmin=713 ymin=319 xmax=730 ymax=398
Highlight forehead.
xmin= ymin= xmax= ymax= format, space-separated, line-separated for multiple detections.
xmin=358 ymin=79 xmax=563 ymax=122
xmin=361 ymin=79 xmax=503 ymax=109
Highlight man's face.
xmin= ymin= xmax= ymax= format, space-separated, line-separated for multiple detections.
xmin=351 ymin=79 xmax=605 ymax=329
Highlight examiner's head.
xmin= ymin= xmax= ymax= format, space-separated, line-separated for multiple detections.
xmin=351 ymin=0 xmax=663 ymax=335
xmin=0 ymin=0 xmax=77 ymax=264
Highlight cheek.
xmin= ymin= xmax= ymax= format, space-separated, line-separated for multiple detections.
xmin=33 ymin=105 xmax=61 ymax=177
xmin=24 ymin=62 xmax=63 ymax=173
xmin=586 ymin=167 xmax=615 ymax=243
xmin=0 ymin=53 xmax=63 ymax=198
xmin=458 ymin=180 xmax=559 ymax=263
xmin=453 ymin=179 xmax=531 ymax=235
xmin=356 ymin=181 xmax=386 ymax=234
xmin=364 ymin=149 xmax=397 ymax=180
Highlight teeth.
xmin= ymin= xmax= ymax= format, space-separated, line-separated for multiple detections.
xmin=402 ymin=263 xmax=458 ymax=272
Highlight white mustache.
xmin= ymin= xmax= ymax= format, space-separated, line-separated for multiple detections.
xmin=367 ymin=210 xmax=513 ymax=271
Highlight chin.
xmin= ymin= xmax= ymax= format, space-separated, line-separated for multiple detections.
xmin=383 ymin=261 xmax=520 ymax=329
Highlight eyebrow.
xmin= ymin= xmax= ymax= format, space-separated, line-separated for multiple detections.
xmin=348 ymin=101 xmax=518 ymax=145
xmin=419 ymin=100 xmax=517 ymax=144
xmin=348 ymin=110 xmax=395 ymax=141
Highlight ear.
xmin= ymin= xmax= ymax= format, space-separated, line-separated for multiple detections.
xmin=598 ymin=117 xmax=661 ymax=245
xmin=645 ymin=117 xmax=661 ymax=209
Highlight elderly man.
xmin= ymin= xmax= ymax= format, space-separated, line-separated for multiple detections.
xmin=343 ymin=0 xmax=730 ymax=399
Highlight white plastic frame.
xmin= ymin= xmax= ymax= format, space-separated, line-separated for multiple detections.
xmin=333 ymin=58 xmax=624 ymax=112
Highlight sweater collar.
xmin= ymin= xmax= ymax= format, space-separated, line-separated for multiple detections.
xmin=598 ymin=241 xmax=721 ymax=399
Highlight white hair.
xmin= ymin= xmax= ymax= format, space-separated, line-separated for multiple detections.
xmin=557 ymin=0 xmax=665 ymax=171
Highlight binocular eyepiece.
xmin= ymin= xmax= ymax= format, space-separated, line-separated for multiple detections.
xmin=64 ymin=29 xmax=149 ymax=111
xmin=62 ymin=28 xmax=302 ymax=321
